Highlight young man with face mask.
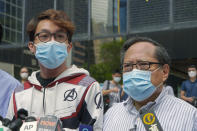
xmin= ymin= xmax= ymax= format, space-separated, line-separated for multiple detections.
xmin=103 ymin=37 xmax=197 ymax=131
xmin=102 ymin=70 xmax=122 ymax=112
xmin=181 ymin=65 xmax=197 ymax=106
xmin=6 ymin=9 xmax=103 ymax=130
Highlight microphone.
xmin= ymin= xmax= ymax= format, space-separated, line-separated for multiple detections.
xmin=78 ymin=118 xmax=95 ymax=131
xmin=2 ymin=118 xmax=11 ymax=127
xmin=0 ymin=116 xmax=23 ymax=131
xmin=37 ymin=115 xmax=62 ymax=131
xmin=6 ymin=108 xmax=28 ymax=131
xmin=12 ymin=108 xmax=28 ymax=122
xmin=0 ymin=117 xmax=11 ymax=131
xmin=20 ymin=116 xmax=37 ymax=131
xmin=17 ymin=108 xmax=28 ymax=120
xmin=8 ymin=119 xmax=23 ymax=131
xmin=79 ymin=124 xmax=93 ymax=131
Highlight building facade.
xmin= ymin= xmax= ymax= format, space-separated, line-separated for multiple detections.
xmin=0 ymin=0 xmax=197 ymax=89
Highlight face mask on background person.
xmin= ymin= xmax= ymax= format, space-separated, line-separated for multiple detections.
xmin=188 ymin=71 xmax=197 ymax=78
xmin=20 ymin=72 xmax=28 ymax=79
xmin=123 ymin=68 xmax=162 ymax=102
xmin=113 ymin=77 xmax=121 ymax=83
xmin=35 ymin=41 xmax=68 ymax=69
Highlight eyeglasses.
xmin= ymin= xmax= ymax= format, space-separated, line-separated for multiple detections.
xmin=34 ymin=31 xmax=68 ymax=43
xmin=122 ymin=61 xmax=163 ymax=72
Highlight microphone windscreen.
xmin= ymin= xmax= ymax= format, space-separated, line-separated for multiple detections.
xmin=9 ymin=119 xmax=23 ymax=130
xmin=17 ymin=109 xmax=28 ymax=120
xmin=2 ymin=118 xmax=11 ymax=127
xmin=25 ymin=116 xmax=37 ymax=122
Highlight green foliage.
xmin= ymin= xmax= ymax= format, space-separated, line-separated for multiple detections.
xmin=84 ymin=40 xmax=125 ymax=83
xmin=100 ymin=40 xmax=124 ymax=63
xmin=89 ymin=63 xmax=112 ymax=83
xmin=99 ymin=40 xmax=124 ymax=72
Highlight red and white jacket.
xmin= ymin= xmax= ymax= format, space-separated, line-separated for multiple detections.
xmin=6 ymin=65 xmax=103 ymax=131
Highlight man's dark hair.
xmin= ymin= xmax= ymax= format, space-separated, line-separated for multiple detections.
xmin=121 ymin=36 xmax=171 ymax=66
xmin=188 ymin=65 xmax=196 ymax=69
xmin=112 ymin=69 xmax=121 ymax=74
xmin=27 ymin=9 xmax=75 ymax=43
xmin=0 ymin=24 xmax=3 ymax=42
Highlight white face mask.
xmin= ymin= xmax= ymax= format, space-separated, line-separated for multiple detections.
xmin=20 ymin=72 xmax=28 ymax=79
xmin=113 ymin=77 xmax=121 ymax=83
xmin=188 ymin=71 xmax=196 ymax=78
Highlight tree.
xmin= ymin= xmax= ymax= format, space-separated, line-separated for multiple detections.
xmin=99 ymin=40 xmax=124 ymax=70
xmin=84 ymin=40 xmax=124 ymax=83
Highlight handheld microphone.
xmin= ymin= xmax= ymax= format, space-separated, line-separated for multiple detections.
xmin=12 ymin=108 xmax=28 ymax=122
xmin=0 ymin=116 xmax=24 ymax=131
xmin=2 ymin=118 xmax=11 ymax=127
xmin=79 ymin=124 xmax=93 ymax=131
xmin=7 ymin=108 xmax=28 ymax=131
xmin=20 ymin=116 xmax=37 ymax=131
xmin=0 ymin=117 xmax=11 ymax=131
xmin=8 ymin=119 xmax=23 ymax=131
xmin=37 ymin=115 xmax=62 ymax=131
xmin=17 ymin=108 xmax=28 ymax=120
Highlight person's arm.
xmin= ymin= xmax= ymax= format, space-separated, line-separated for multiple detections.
xmin=180 ymin=90 xmax=193 ymax=103
xmin=102 ymin=81 xmax=118 ymax=96
xmin=14 ymin=80 xmax=24 ymax=92
xmin=102 ymin=88 xmax=119 ymax=96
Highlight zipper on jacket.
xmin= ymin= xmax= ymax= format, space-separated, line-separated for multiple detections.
xmin=43 ymin=87 xmax=46 ymax=115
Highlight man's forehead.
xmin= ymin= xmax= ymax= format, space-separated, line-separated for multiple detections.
xmin=128 ymin=41 xmax=156 ymax=51
xmin=36 ymin=20 xmax=64 ymax=33
xmin=124 ymin=42 xmax=157 ymax=62
xmin=21 ymin=68 xmax=28 ymax=72
xmin=113 ymin=73 xmax=121 ymax=76
xmin=188 ymin=67 xmax=196 ymax=71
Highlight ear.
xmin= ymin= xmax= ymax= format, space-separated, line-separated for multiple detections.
xmin=28 ymin=42 xmax=36 ymax=54
xmin=162 ymin=64 xmax=170 ymax=82
xmin=67 ymin=42 xmax=72 ymax=53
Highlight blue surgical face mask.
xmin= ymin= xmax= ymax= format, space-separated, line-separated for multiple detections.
xmin=123 ymin=68 xmax=162 ymax=102
xmin=35 ymin=41 xmax=68 ymax=69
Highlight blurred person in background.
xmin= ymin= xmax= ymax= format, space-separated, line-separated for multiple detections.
xmin=0 ymin=23 xmax=23 ymax=118
xmin=181 ymin=65 xmax=197 ymax=107
xmin=6 ymin=9 xmax=103 ymax=130
xmin=20 ymin=67 xmax=31 ymax=89
xmin=102 ymin=69 xmax=122 ymax=113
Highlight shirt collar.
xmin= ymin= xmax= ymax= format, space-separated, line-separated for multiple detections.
xmin=124 ymin=86 xmax=168 ymax=114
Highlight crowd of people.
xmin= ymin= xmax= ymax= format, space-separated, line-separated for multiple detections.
xmin=0 ymin=9 xmax=197 ymax=131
